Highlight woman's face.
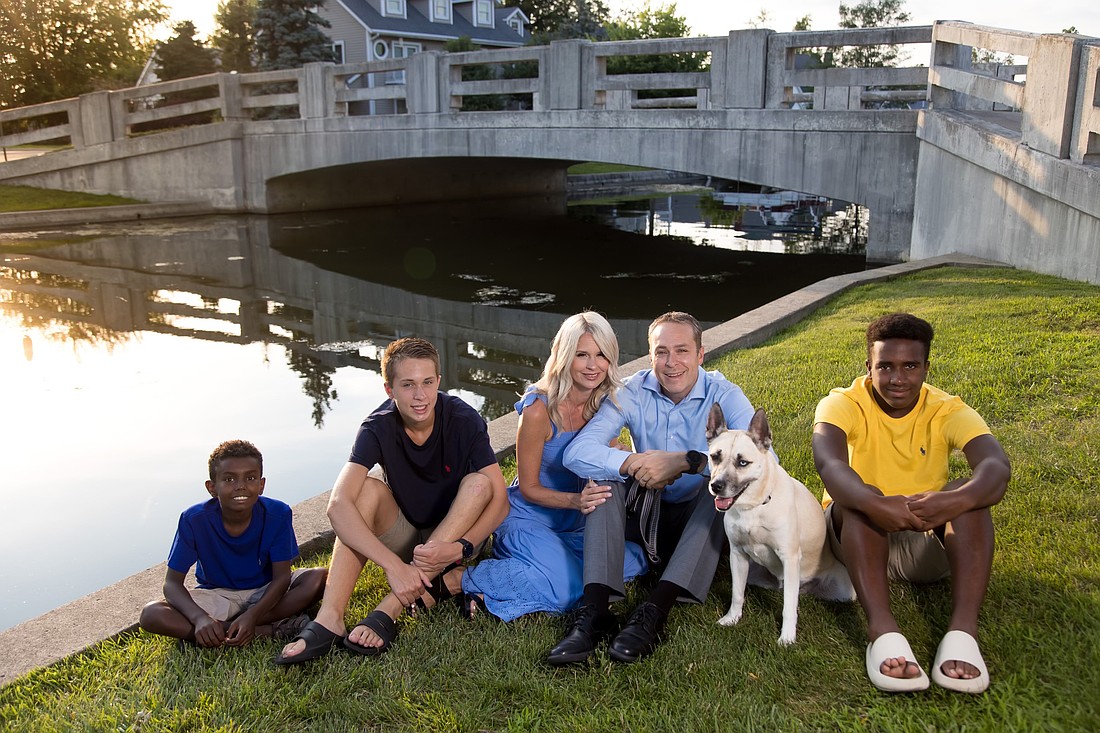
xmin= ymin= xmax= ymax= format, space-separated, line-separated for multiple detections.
xmin=570 ymin=332 xmax=610 ymax=393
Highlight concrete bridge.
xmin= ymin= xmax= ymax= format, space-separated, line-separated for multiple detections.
xmin=1 ymin=21 xmax=1098 ymax=279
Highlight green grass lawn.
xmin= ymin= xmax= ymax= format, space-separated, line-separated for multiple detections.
xmin=2 ymin=266 xmax=1098 ymax=731
xmin=567 ymin=162 xmax=653 ymax=175
xmin=0 ymin=184 xmax=140 ymax=212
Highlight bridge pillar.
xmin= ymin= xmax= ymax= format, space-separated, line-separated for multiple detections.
xmin=77 ymin=92 xmax=115 ymax=147
xmin=715 ymin=30 xmax=770 ymax=108
xmin=1022 ymin=34 xmax=1083 ymax=158
xmin=407 ymin=51 xmax=443 ymax=114
xmin=299 ymin=63 xmax=336 ymax=119
xmin=548 ymin=40 xmax=586 ymax=110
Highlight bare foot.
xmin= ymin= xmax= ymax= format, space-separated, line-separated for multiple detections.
xmin=939 ymin=658 xmax=981 ymax=680
xmin=880 ymin=655 xmax=922 ymax=679
xmin=278 ymin=613 xmax=343 ymax=659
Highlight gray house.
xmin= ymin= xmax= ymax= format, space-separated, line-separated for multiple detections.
xmin=321 ymin=0 xmax=529 ymax=65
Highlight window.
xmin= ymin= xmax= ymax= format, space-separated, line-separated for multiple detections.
xmin=507 ymin=16 xmax=524 ymax=36
xmin=387 ymin=41 xmax=422 ymax=84
xmin=331 ymin=40 xmax=345 ymax=64
xmin=431 ymin=0 xmax=451 ymax=23
xmin=383 ymin=0 xmax=405 ymax=18
xmin=475 ymin=0 xmax=492 ymax=26
xmin=373 ymin=39 xmax=389 ymax=59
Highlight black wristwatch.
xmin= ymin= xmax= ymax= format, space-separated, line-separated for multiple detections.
xmin=456 ymin=538 xmax=474 ymax=559
xmin=686 ymin=450 xmax=706 ymax=474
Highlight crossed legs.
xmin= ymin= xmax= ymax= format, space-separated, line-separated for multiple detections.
xmin=279 ymin=470 xmax=494 ymax=658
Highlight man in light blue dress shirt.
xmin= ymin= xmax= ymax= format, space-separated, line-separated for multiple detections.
xmin=548 ymin=311 xmax=757 ymax=665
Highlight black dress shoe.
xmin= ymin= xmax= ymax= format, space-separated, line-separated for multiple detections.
xmin=608 ymin=601 xmax=666 ymax=663
xmin=546 ymin=603 xmax=616 ymax=666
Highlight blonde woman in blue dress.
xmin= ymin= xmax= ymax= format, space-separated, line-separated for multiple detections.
xmin=462 ymin=312 xmax=647 ymax=620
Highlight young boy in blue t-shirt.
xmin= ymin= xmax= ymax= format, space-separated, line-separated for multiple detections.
xmin=139 ymin=440 xmax=327 ymax=647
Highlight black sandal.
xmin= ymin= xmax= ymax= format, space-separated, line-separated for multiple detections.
xmin=463 ymin=591 xmax=501 ymax=622
xmin=273 ymin=620 xmax=343 ymax=665
xmin=343 ymin=610 xmax=396 ymax=656
xmin=408 ymin=562 xmax=462 ymax=616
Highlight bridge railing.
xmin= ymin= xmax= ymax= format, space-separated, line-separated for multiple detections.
xmin=1074 ymin=43 xmax=1100 ymax=165
xmin=3 ymin=24 xmax=1099 ymax=165
xmin=928 ymin=20 xmax=1100 ymax=162
xmin=766 ymin=26 xmax=933 ymax=110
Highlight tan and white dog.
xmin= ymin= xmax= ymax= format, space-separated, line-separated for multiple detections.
xmin=706 ymin=405 xmax=854 ymax=645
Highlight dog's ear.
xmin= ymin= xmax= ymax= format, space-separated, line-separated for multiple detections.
xmin=706 ymin=402 xmax=726 ymax=441
xmin=747 ymin=408 xmax=772 ymax=452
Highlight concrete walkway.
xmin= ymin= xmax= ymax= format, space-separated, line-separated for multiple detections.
xmin=0 ymin=252 xmax=1005 ymax=686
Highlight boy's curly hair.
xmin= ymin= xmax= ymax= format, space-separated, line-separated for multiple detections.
xmin=208 ymin=439 xmax=263 ymax=481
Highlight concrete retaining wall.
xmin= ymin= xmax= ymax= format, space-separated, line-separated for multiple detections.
xmin=0 ymin=253 xmax=1003 ymax=687
xmin=912 ymin=112 xmax=1100 ymax=284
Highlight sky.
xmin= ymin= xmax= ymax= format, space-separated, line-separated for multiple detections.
xmin=168 ymin=0 xmax=1098 ymax=41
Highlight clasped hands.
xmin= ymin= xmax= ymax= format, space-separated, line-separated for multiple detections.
xmin=385 ymin=539 xmax=464 ymax=607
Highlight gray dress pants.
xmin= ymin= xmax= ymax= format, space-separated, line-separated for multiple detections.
xmin=582 ymin=480 xmax=725 ymax=604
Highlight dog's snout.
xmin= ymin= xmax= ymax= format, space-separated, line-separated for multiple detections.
xmin=709 ymin=479 xmax=725 ymax=495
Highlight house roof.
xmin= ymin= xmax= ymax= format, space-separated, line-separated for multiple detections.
xmin=331 ymin=0 xmax=528 ymax=47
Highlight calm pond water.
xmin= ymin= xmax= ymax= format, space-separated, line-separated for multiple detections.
xmin=0 ymin=188 xmax=866 ymax=630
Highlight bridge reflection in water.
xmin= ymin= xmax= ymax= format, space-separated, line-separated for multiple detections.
xmin=2 ymin=198 xmax=866 ymax=422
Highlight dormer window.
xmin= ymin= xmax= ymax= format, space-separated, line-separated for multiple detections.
xmin=431 ymin=0 xmax=452 ymax=23
xmin=474 ymin=0 xmax=492 ymax=27
xmin=383 ymin=0 xmax=406 ymax=18
xmin=507 ymin=16 xmax=524 ymax=36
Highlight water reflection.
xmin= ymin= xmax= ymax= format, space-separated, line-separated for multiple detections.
xmin=0 ymin=195 xmax=867 ymax=630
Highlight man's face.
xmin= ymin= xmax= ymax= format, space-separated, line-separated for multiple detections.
xmin=649 ymin=321 xmax=703 ymax=404
xmin=866 ymin=338 xmax=929 ymax=418
xmin=385 ymin=357 xmax=440 ymax=431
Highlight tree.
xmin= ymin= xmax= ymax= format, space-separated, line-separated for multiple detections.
xmin=0 ymin=0 xmax=167 ymax=108
xmin=213 ymin=0 xmax=258 ymax=73
xmin=835 ymin=0 xmax=912 ymax=68
xmin=254 ymin=0 xmax=336 ymax=71
xmin=503 ymin=0 xmax=610 ymax=40
xmin=605 ymin=2 xmax=706 ymax=85
xmin=156 ymin=22 xmax=217 ymax=81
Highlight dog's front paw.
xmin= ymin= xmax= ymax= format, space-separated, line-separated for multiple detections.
xmin=777 ymin=632 xmax=796 ymax=646
xmin=717 ymin=611 xmax=742 ymax=627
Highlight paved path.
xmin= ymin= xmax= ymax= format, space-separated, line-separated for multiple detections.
xmin=0 ymin=251 xmax=1006 ymax=686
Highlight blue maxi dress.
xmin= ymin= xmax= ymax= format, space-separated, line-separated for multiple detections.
xmin=462 ymin=389 xmax=647 ymax=621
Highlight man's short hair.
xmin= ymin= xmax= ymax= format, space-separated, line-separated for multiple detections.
xmin=382 ymin=337 xmax=441 ymax=385
xmin=866 ymin=313 xmax=934 ymax=361
xmin=208 ymin=439 xmax=263 ymax=481
xmin=648 ymin=311 xmax=702 ymax=350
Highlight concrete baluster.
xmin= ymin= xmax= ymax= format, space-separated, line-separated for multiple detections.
xmin=719 ymin=29 xmax=769 ymax=109
xmin=406 ymin=50 xmax=443 ymax=114
xmin=1021 ymin=34 xmax=1083 ymax=158
xmin=218 ymin=72 xmax=247 ymax=121
xmin=299 ymin=62 xmax=336 ymax=119
xmin=1070 ymin=42 xmax=1100 ymax=165
xmin=548 ymin=40 xmax=586 ymax=110
xmin=77 ymin=91 xmax=117 ymax=146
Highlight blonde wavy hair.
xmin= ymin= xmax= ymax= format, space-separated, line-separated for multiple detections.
xmin=534 ymin=311 xmax=622 ymax=431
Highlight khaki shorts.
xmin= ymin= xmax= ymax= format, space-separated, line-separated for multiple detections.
xmin=368 ymin=464 xmax=486 ymax=563
xmin=371 ymin=464 xmax=436 ymax=563
xmin=824 ymin=503 xmax=950 ymax=584
xmin=190 ymin=567 xmax=312 ymax=621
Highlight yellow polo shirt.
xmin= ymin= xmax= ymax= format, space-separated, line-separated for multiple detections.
xmin=814 ymin=375 xmax=990 ymax=507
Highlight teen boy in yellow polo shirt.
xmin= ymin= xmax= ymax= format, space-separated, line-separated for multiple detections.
xmin=812 ymin=313 xmax=1010 ymax=694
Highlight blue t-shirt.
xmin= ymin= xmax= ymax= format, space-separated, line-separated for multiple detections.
xmin=167 ymin=496 xmax=299 ymax=590
xmin=348 ymin=392 xmax=497 ymax=528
